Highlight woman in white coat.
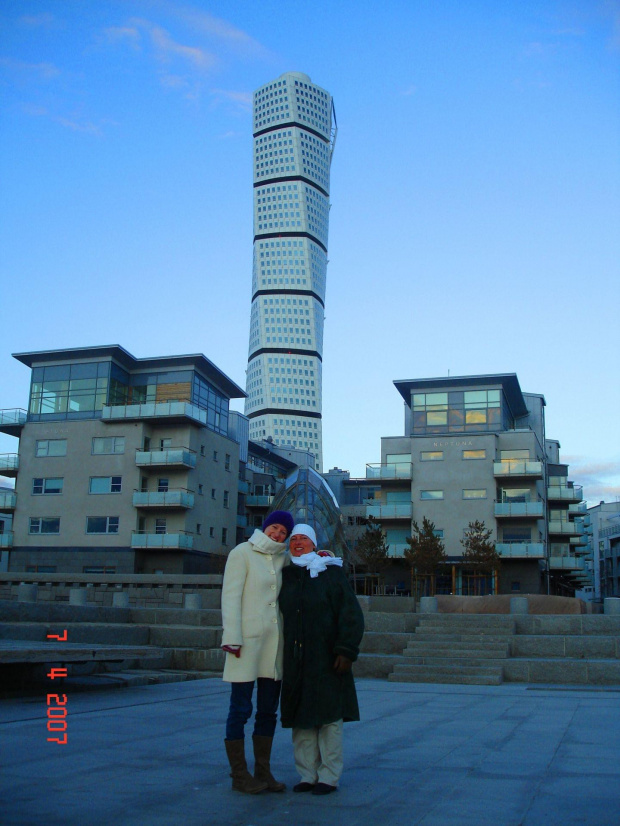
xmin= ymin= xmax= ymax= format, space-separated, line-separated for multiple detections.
xmin=221 ymin=510 xmax=294 ymax=794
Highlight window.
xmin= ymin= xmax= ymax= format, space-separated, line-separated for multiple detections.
xmin=463 ymin=449 xmax=486 ymax=460
xmin=213 ymin=450 xmax=218 ymax=462
xmin=196 ymin=523 xmax=201 ymax=535
xmin=86 ymin=516 xmax=119 ymax=534
xmin=83 ymin=566 xmax=116 ymax=574
xmin=29 ymin=517 xmax=60 ymax=534
xmin=198 ymin=484 xmax=203 ymax=495
xmin=463 ymin=489 xmax=487 ymax=499
xmin=160 ymin=438 xmax=172 ymax=449
xmin=32 ymin=477 xmax=63 ymax=495
xmin=211 ymin=488 xmax=216 ymax=499
xmin=89 ymin=476 xmax=122 ymax=494
xmin=421 ymin=451 xmax=443 ymax=461
xmin=155 ymin=518 xmax=167 ymax=535
xmin=223 ymin=491 xmax=230 ymax=508
xmin=200 ymin=445 xmax=205 ymax=457
xmin=157 ymin=478 xmax=169 ymax=493
xmin=35 ymin=439 xmax=66 ymax=457
xmin=225 ymin=453 xmax=231 ymax=471
xmin=209 ymin=526 xmax=215 ymax=538
xmin=386 ymin=453 xmax=411 ymax=464
xmin=26 ymin=565 xmax=57 ymax=572
xmin=420 ymin=490 xmax=444 ymax=500
xmin=92 ymin=437 xmax=125 ymax=455
xmin=222 ymin=527 xmax=228 ymax=544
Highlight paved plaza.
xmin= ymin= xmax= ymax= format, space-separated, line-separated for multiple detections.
xmin=2 ymin=678 xmax=620 ymax=826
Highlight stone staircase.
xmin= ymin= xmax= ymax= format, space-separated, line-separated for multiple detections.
xmin=388 ymin=615 xmax=514 ymax=686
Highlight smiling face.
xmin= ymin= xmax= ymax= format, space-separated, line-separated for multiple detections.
xmin=264 ymin=523 xmax=288 ymax=543
xmin=289 ymin=533 xmax=316 ymax=557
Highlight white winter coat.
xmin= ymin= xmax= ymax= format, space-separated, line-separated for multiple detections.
xmin=221 ymin=529 xmax=288 ymax=682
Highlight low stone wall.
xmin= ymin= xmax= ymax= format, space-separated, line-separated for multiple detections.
xmin=0 ymin=573 xmax=223 ymax=609
xmin=435 ymin=594 xmax=587 ymax=614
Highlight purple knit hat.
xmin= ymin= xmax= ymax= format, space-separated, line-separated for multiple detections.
xmin=262 ymin=510 xmax=295 ymax=538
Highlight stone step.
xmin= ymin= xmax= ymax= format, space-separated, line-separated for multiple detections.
xmin=403 ymin=656 xmax=509 ymax=668
xmin=415 ymin=625 xmax=514 ymax=637
xmin=511 ymin=636 xmax=620 ymax=659
xmin=0 ymin=621 xmax=150 ymax=645
xmin=403 ymin=645 xmax=510 ymax=659
xmin=504 ymin=657 xmax=620 ymax=685
xmin=418 ymin=615 xmax=515 ymax=627
xmin=360 ymin=632 xmax=415 ymax=654
xmin=389 ymin=663 xmax=503 ymax=686
xmin=148 ymin=625 xmax=222 ymax=648
xmin=411 ymin=633 xmax=515 ymax=643
xmin=130 ymin=608 xmax=222 ymax=627
xmin=362 ymin=613 xmax=420 ymax=633
xmin=354 ymin=653 xmax=407 ymax=680
xmin=170 ymin=647 xmax=225 ymax=672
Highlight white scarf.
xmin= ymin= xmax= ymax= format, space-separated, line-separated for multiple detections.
xmin=290 ymin=551 xmax=343 ymax=578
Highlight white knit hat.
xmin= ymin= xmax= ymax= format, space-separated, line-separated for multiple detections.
xmin=290 ymin=523 xmax=317 ymax=547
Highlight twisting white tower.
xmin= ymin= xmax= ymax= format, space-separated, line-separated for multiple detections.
xmin=244 ymin=72 xmax=336 ymax=472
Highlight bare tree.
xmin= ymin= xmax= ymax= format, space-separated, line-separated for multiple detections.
xmin=405 ymin=517 xmax=448 ymax=596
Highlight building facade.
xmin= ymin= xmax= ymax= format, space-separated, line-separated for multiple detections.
xmin=0 ymin=346 xmax=246 ymax=574
xmin=328 ymin=374 xmax=591 ymax=597
xmin=588 ymin=501 xmax=620 ymax=599
xmin=244 ymin=71 xmax=337 ymax=472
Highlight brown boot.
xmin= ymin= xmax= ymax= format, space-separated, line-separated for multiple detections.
xmin=224 ymin=739 xmax=268 ymax=794
xmin=252 ymin=735 xmax=286 ymax=792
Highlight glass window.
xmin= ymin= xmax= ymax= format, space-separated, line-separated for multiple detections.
xmin=35 ymin=439 xmax=67 ymax=457
xmin=222 ymin=527 xmax=228 ymax=544
xmin=89 ymin=477 xmax=122 ymax=494
xmin=155 ymin=519 xmax=167 ymax=534
xmin=86 ymin=516 xmax=119 ymax=534
xmin=32 ymin=478 xmax=63 ymax=495
xmin=465 ymin=410 xmax=487 ymax=424
xmin=225 ymin=453 xmax=231 ymax=470
xmin=386 ymin=453 xmax=411 ymax=464
xmin=223 ymin=491 xmax=230 ymax=508
xmin=421 ymin=451 xmax=443 ymax=461
xmin=29 ymin=517 xmax=60 ymax=534
xmin=157 ymin=478 xmax=169 ymax=492
xmin=463 ymin=449 xmax=486 ymax=460
xmin=427 ymin=411 xmax=448 ymax=426
xmin=420 ymin=490 xmax=444 ymax=500
xmin=463 ymin=489 xmax=487 ymax=499
xmin=92 ymin=437 xmax=125 ymax=455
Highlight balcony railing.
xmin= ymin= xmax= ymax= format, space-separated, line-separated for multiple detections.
xmin=0 ymin=409 xmax=27 ymax=436
xmin=547 ymin=485 xmax=583 ymax=503
xmin=548 ymin=520 xmax=581 ymax=536
xmin=493 ymin=460 xmax=543 ymax=478
xmin=0 ymin=492 xmax=16 ymax=511
xmin=0 ymin=454 xmax=19 ymax=476
xmin=135 ymin=448 xmax=196 ymax=469
xmin=102 ymin=401 xmax=209 ymax=427
xmin=131 ymin=531 xmax=194 ymax=550
xmin=549 ymin=556 xmax=584 ymax=571
xmin=494 ymin=501 xmax=545 ymax=518
xmin=0 ymin=532 xmax=14 ymax=549
xmin=246 ymin=495 xmax=274 ymax=508
xmin=386 ymin=543 xmax=409 ymax=557
xmin=366 ymin=463 xmax=413 ymax=480
xmin=366 ymin=503 xmax=412 ymax=520
xmin=496 ymin=542 xmax=545 ymax=558
xmin=236 ymin=514 xmax=248 ymax=528
xmin=132 ymin=490 xmax=194 ymax=509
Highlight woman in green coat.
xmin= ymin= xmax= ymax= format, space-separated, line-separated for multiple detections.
xmin=278 ymin=524 xmax=365 ymax=796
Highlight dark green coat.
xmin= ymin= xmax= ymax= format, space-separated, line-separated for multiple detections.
xmin=278 ymin=563 xmax=365 ymax=729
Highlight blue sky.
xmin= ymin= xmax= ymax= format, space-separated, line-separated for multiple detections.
xmin=1 ymin=0 xmax=619 ymax=502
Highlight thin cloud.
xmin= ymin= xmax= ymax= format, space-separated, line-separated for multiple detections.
xmin=0 ymin=57 xmax=61 ymax=81
xmin=19 ymin=102 xmax=110 ymax=137
xmin=211 ymin=88 xmax=252 ymax=112
xmin=19 ymin=13 xmax=55 ymax=27
xmin=103 ymin=26 xmax=142 ymax=47
xmin=148 ymin=24 xmax=216 ymax=70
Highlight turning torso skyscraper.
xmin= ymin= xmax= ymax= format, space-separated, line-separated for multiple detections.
xmin=244 ymin=72 xmax=336 ymax=472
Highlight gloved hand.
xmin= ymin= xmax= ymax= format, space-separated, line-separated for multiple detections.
xmin=333 ymin=654 xmax=352 ymax=674
xmin=222 ymin=645 xmax=241 ymax=658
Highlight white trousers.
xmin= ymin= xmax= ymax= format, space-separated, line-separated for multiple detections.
xmin=292 ymin=719 xmax=344 ymax=787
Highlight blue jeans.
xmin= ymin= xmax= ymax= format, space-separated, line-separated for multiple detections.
xmin=226 ymin=679 xmax=282 ymax=740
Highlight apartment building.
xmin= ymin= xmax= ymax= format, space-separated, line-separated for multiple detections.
xmin=0 ymin=345 xmax=246 ymax=574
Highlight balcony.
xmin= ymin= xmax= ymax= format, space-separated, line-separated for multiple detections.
xmin=102 ymin=401 xmax=209 ymax=427
xmin=131 ymin=531 xmax=194 ymax=550
xmin=0 ymin=532 xmax=14 ymax=549
xmin=493 ymin=460 xmax=543 ymax=479
xmin=549 ymin=556 xmax=584 ymax=572
xmin=0 ymin=454 xmax=19 ymax=477
xmin=547 ymin=484 xmax=583 ymax=503
xmin=548 ymin=520 xmax=581 ymax=537
xmin=237 ymin=514 xmax=248 ymax=528
xmin=238 ymin=480 xmax=250 ymax=495
xmin=494 ymin=501 xmax=545 ymax=519
xmin=366 ymin=503 xmax=412 ymax=520
xmin=0 ymin=491 xmax=16 ymax=512
xmin=496 ymin=542 xmax=545 ymax=559
xmin=386 ymin=543 xmax=409 ymax=557
xmin=135 ymin=448 xmax=196 ymax=469
xmin=132 ymin=490 xmax=194 ymax=509
xmin=366 ymin=463 xmax=413 ymax=481
xmin=0 ymin=409 xmax=27 ymax=436
xmin=246 ymin=495 xmax=274 ymax=508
